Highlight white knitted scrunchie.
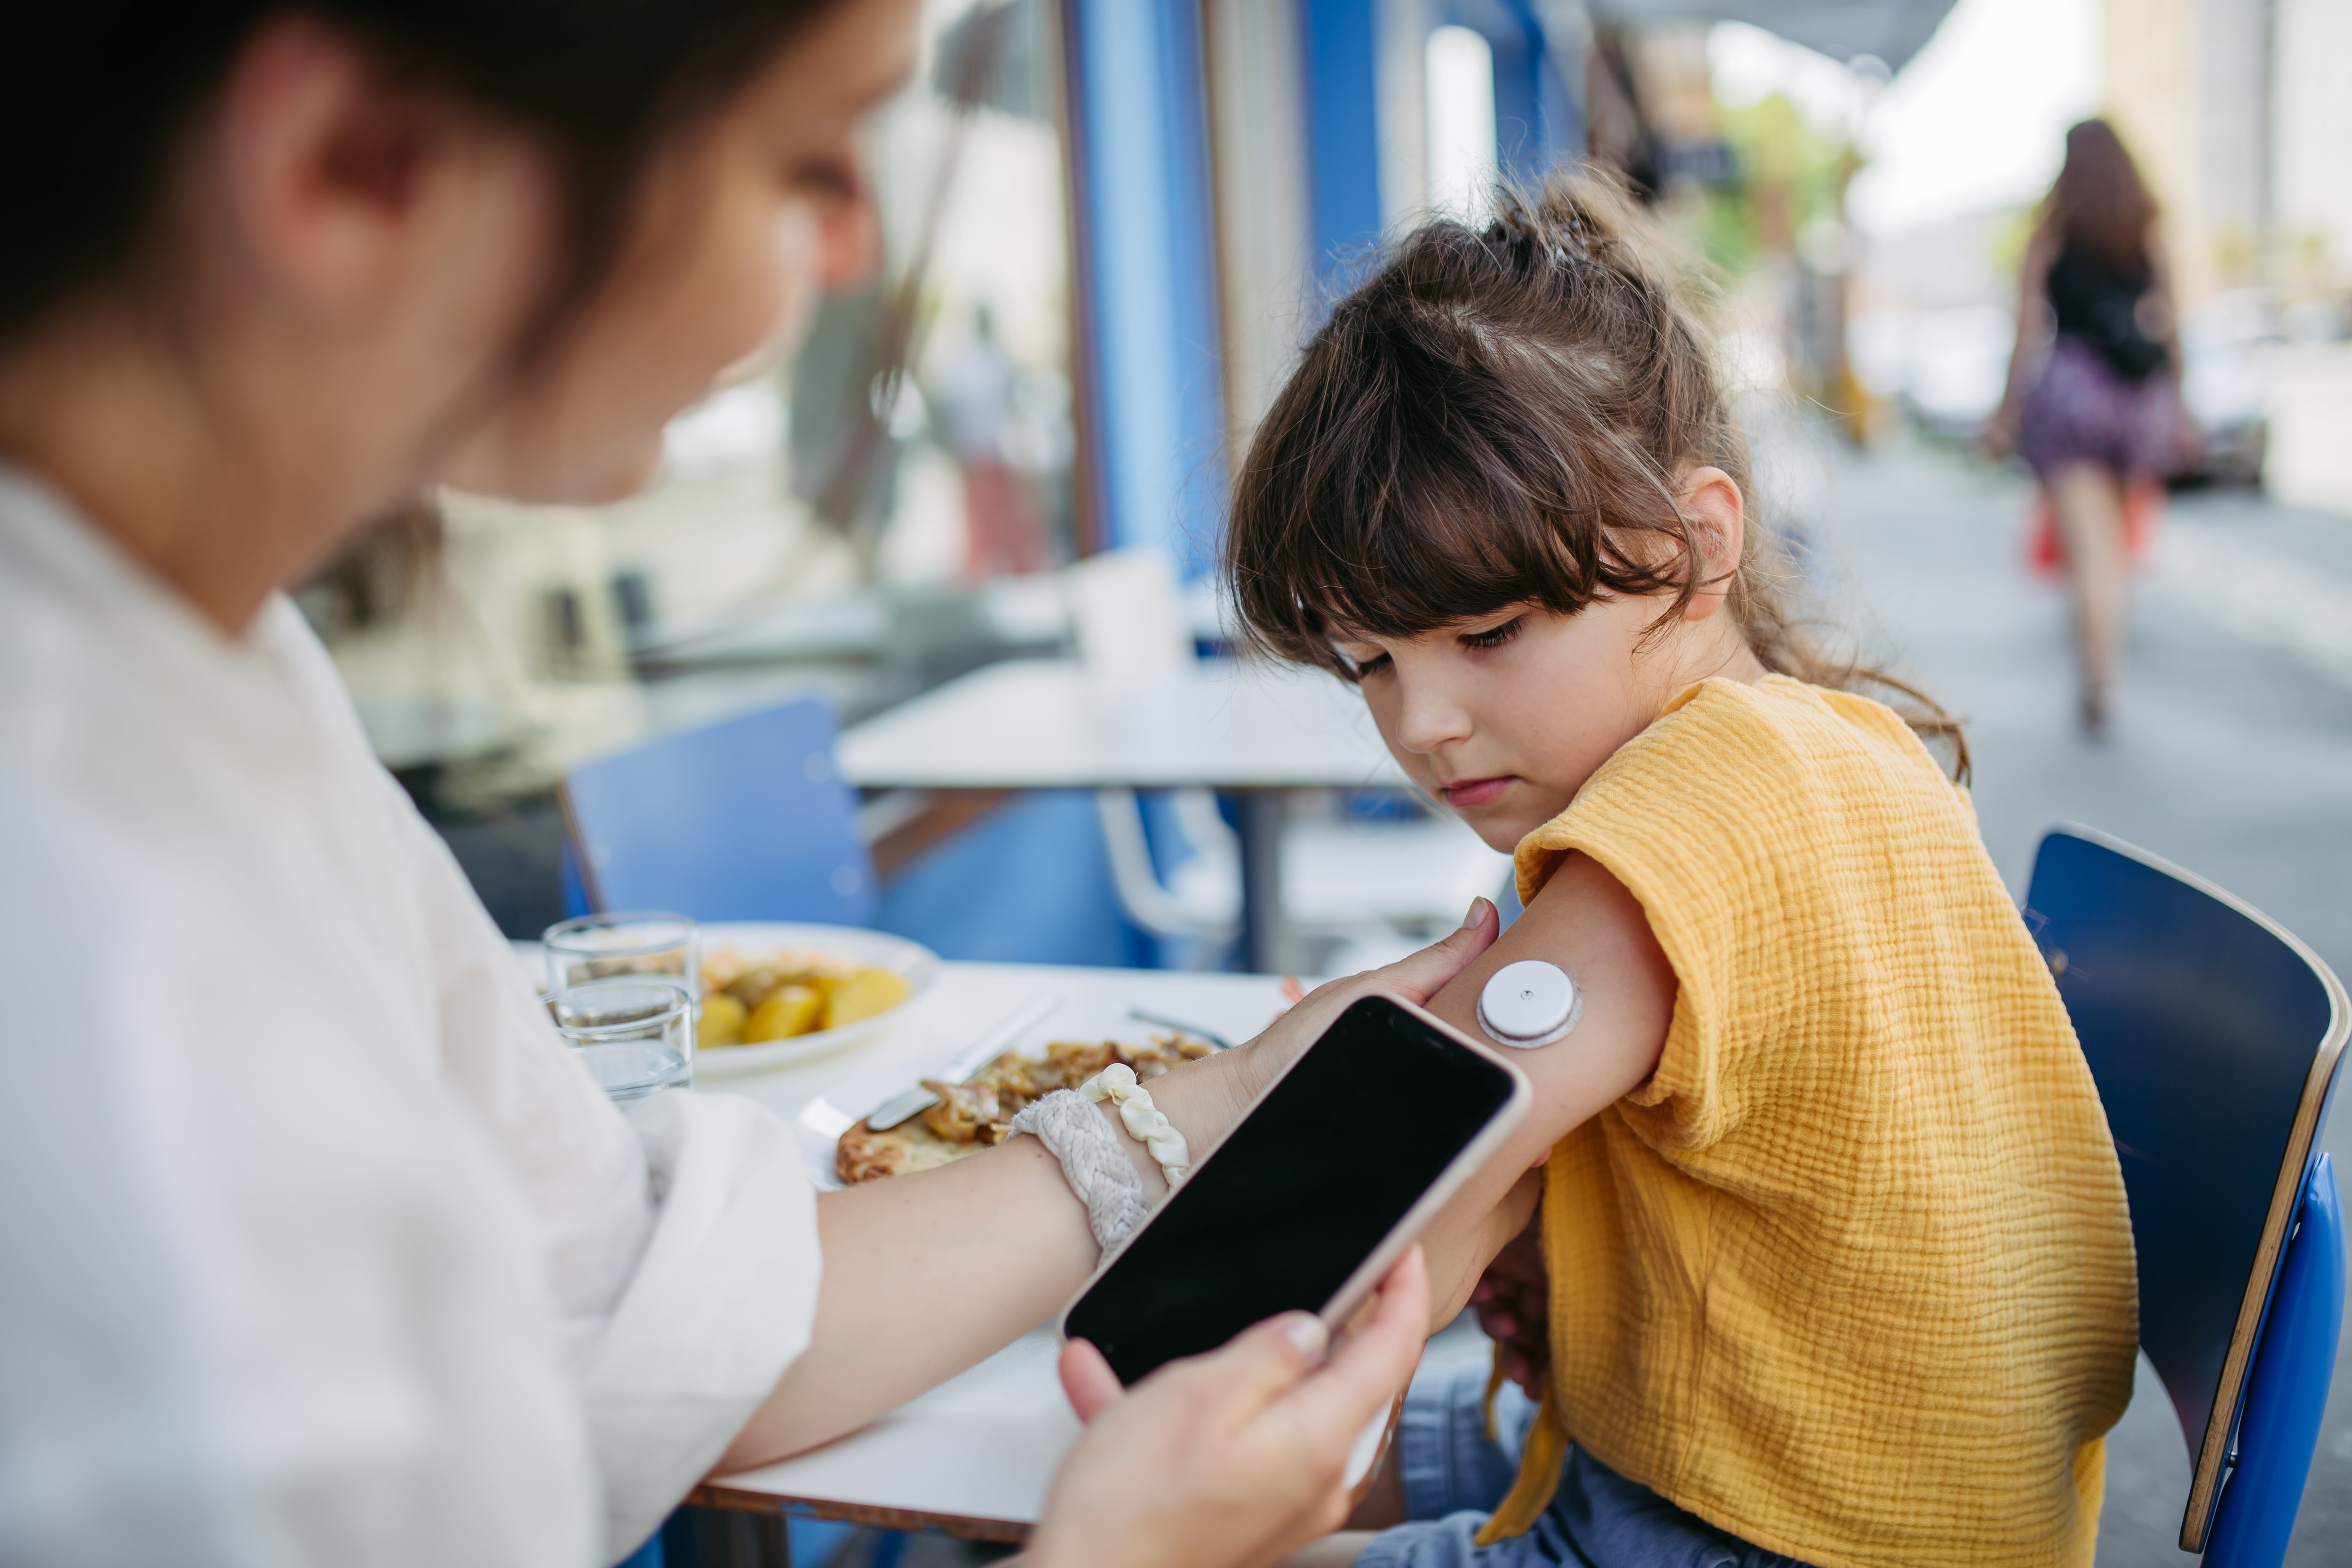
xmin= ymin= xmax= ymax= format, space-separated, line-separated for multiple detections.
xmin=1078 ymin=1063 xmax=1191 ymax=1188
xmin=1009 ymin=1090 xmax=1152 ymax=1253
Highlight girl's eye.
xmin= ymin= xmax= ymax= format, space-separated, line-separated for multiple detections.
xmin=1459 ymin=616 xmax=1526 ymax=651
xmin=1345 ymin=650 xmax=1393 ymax=680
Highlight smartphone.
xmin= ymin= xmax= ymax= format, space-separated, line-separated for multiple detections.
xmin=1060 ymin=993 xmax=1529 ymax=1386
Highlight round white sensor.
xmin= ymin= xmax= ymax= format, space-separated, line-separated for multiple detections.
xmin=1477 ymin=960 xmax=1581 ymax=1049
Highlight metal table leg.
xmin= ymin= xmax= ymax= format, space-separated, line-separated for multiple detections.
xmin=1237 ymin=790 xmax=1288 ymax=975
xmin=663 ymin=1504 xmax=791 ymax=1567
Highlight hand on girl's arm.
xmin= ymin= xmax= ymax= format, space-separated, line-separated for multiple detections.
xmin=1019 ymin=1248 xmax=1431 ymax=1568
xmin=716 ymin=908 xmax=1500 ymax=1470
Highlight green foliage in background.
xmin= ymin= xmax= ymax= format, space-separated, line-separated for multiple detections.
xmin=1986 ymin=202 xmax=2038 ymax=291
xmin=1699 ymin=92 xmax=1857 ymax=277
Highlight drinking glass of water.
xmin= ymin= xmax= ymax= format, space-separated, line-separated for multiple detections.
xmin=547 ymin=977 xmax=694 ymax=1100
xmin=543 ymin=912 xmax=700 ymax=1002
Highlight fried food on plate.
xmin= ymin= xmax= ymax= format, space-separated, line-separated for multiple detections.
xmin=836 ymin=1035 xmax=1215 ymax=1184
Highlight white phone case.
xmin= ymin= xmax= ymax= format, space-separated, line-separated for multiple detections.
xmin=1057 ymin=990 xmax=1533 ymax=1361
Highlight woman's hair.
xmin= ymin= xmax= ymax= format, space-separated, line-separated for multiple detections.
xmin=0 ymin=0 xmax=842 ymax=353
xmin=2045 ymin=119 xmax=2158 ymax=275
xmin=1224 ymin=174 xmax=1966 ymax=780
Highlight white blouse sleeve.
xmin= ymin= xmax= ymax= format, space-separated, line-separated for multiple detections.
xmin=390 ymin=784 xmax=823 ymax=1559
xmin=0 ymin=487 xmax=823 ymax=1566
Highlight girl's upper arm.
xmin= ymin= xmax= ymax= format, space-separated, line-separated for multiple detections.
xmin=1426 ymin=852 xmax=1678 ymax=1170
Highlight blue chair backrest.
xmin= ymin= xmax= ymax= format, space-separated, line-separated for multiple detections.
xmin=561 ymin=696 xmax=876 ymax=926
xmin=2023 ymin=826 xmax=2346 ymax=1556
xmin=2205 ymin=1152 xmax=2344 ymax=1567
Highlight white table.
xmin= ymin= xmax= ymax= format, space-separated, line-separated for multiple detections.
xmin=837 ymin=659 xmax=1409 ymax=971
xmin=688 ymin=960 xmax=1294 ymax=1544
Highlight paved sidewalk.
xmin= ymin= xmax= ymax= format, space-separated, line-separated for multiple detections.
xmin=1816 ymin=440 xmax=2352 ymax=1567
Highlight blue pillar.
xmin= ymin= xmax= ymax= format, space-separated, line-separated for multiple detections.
xmin=1303 ymin=0 xmax=1385 ymax=291
xmin=1301 ymin=2 xmax=1582 ymax=296
xmin=1489 ymin=0 xmax=1581 ymax=183
xmin=1065 ymin=0 xmax=1228 ymax=579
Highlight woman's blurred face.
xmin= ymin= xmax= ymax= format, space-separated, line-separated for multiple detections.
xmin=440 ymin=0 xmax=919 ymax=502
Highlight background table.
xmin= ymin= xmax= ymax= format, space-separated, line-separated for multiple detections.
xmin=836 ymin=659 xmax=1409 ymax=971
xmin=687 ymin=959 xmax=1294 ymax=1545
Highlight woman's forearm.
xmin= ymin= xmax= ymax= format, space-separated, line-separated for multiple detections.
xmin=719 ymin=1047 xmax=1263 ymax=1467
xmin=717 ymin=910 xmax=1499 ymax=1472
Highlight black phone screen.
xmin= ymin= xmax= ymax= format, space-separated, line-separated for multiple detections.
xmin=1064 ymin=996 xmax=1517 ymax=1385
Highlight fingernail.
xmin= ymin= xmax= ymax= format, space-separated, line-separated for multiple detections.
xmin=1460 ymin=896 xmax=1492 ymax=930
xmin=1282 ymin=1314 xmax=1328 ymax=1359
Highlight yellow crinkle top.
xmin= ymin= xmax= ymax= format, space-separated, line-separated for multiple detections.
xmin=1479 ymin=676 xmax=2137 ymax=1568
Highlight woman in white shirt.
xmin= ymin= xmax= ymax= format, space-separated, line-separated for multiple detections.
xmin=0 ymin=2 xmax=1527 ymax=1566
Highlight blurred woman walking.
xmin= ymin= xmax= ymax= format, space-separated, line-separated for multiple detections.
xmin=1988 ymin=119 xmax=2193 ymax=734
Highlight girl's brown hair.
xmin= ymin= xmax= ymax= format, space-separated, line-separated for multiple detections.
xmin=2045 ymin=119 xmax=2158 ymax=276
xmin=1224 ymin=173 xmax=1967 ymax=780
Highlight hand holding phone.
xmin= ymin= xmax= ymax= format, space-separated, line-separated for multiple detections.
xmin=1062 ymin=995 xmax=1529 ymax=1386
xmin=1026 ymin=1249 xmax=1431 ymax=1568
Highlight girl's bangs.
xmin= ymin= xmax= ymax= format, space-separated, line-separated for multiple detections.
xmin=1250 ymin=453 xmax=1599 ymax=670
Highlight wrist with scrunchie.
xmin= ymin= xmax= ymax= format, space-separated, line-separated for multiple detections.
xmin=1008 ymin=1065 xmax=1192 ymax=1252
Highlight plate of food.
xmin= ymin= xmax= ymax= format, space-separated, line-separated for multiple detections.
xmin=803 ymin=1030 xmax=1218 ymax=1188
xmin=692 ymin=923 xmax=940 ymax=1075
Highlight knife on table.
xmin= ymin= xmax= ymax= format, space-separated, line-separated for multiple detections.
xmin=1127 ymin=1006 xmax=1234 ymax=1052
xmin=863 ymin=994 xmax=1065 ymax=1131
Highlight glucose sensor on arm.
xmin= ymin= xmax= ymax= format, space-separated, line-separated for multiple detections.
xmin=1477 ymin=961 xmax=1581 ymax=1049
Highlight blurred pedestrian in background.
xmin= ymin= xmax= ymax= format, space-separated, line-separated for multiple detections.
xmin=1986 ymin=119 xmax=2195 ymax=735
xmin=934 ymin=303 xmax=1052 ymax=578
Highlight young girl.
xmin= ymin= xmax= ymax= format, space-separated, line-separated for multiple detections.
xmin=1227 ymin=179 xmax=2137 ymax=1568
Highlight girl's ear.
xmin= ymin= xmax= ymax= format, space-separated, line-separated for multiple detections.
xmin=1673 ymin=466 xmax=1745 ymax=621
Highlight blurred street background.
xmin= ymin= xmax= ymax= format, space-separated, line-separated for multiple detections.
xmin=301 ymin=0 xmax=2352 ymax=964
xmin=292 ymin=0 xmax=2352 ymax=1557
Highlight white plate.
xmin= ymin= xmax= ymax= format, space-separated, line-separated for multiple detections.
xmin=692 ymin=923 xmax=941 ymax=1077
xmin=795 ymin=1096 xmax=857 ymax=1191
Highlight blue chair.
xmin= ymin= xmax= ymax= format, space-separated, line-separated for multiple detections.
xmin=612 ymin=1512 xmax=858 ymax=1568
xmin=560 ymin=697 xmax=876 ymax=925
xmin=2023 ymin=826 xmax=2347 ymax=1563
xmin=561 ymin=697 xmax=1160 ymax=967
xmin=875 ymin=789 xmax=1155 ymax=968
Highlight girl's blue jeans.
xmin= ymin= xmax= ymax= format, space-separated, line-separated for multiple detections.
xmin=1357 ymin=1353 xmax=1817 ymax=1568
